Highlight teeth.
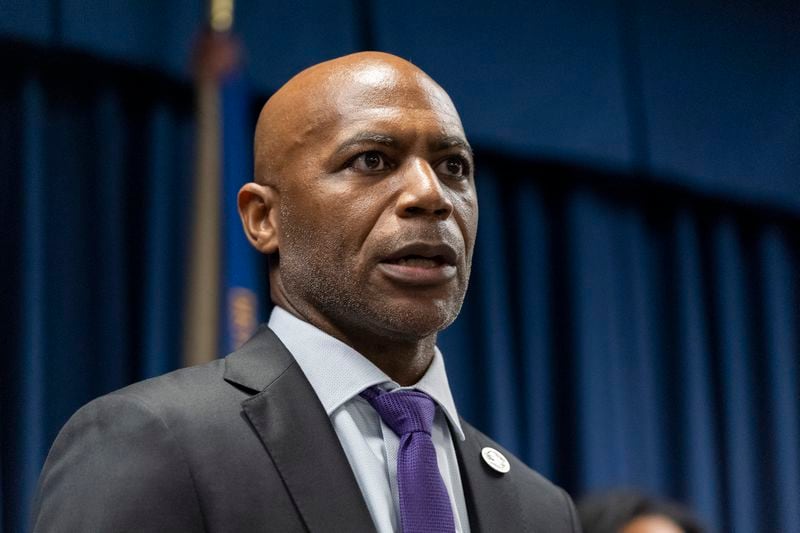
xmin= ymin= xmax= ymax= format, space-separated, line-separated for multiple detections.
xmin=395 ymin=256 xmax=439 ymax=267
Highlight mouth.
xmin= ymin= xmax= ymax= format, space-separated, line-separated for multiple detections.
xmin=378 ymin=243 xmax=459 ymax=286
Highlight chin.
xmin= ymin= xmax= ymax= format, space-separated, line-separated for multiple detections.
xmin=373 ymin=299 xmax=462 ymax=340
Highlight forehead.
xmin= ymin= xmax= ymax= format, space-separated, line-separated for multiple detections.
xmin=338 ymin=63 xmax=456 ymax=112
xmin=311 ymin=63 xmax=466 ymax=142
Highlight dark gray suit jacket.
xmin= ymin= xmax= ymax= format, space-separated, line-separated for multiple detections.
xmin=32 ymin=326 xmax=580 ymax=532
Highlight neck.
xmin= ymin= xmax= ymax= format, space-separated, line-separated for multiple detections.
xmin=308 ymin=313 xmax=437 ymax=386
xmin=342 ymin=334 xmax=437 ymax=387
xmin=272 ymin=294 xmax=436 ymax=386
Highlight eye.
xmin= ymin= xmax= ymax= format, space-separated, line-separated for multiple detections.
xmin=350 ymin=151 xmax=389 ymax=172
xmin=435 ymin=156 xmax=471 ymax=179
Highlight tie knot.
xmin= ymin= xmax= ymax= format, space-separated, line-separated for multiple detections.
xmin=360 ymin=387 xmax=436 ymax=436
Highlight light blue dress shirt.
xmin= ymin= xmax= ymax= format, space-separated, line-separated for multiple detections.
xmin=268 ymin=306 xmax=471 ymax=533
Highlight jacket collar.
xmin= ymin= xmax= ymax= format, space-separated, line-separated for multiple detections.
xmin=224 ymin=325 xmax=376 ymax=533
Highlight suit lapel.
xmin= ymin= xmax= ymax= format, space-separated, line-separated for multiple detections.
xmin=454 ymin=422 xmax=517 ymax=533
xmin=224 ymin=327 xmax=376 ymax=533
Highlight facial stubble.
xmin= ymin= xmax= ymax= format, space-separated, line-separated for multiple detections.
xmin=276 ymin=198 xmax=472 ymax=344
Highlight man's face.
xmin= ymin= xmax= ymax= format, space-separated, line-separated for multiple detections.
xmin=273 ymin=62 xmax=478 ymax=343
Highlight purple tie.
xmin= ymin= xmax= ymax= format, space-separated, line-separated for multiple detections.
xmin=361 ymin=386 xmax=456 ymax=533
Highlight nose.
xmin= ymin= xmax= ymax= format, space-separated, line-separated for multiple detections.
xmin=395 ymin=159 xmax=454 ymax=219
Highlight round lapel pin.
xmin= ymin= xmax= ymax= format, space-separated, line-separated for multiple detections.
xmin=481 ymin=446 xmax=510 ymax=474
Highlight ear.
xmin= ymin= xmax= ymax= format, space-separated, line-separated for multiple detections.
xmin=238 ymin=182 xmax=280 ymax=254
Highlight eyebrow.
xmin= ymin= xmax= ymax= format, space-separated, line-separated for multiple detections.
xmin=334 ymin=132 xmax=396 ymax=157
xmin=334 ymin=131 xmax=473 ymax=159
xmin=432 ymin=136 xmax=473 ymax=158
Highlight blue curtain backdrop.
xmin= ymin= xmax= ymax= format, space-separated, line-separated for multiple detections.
xmin=0 ymin=44 xmax=195 ymax=533
xmin=2 ymin=1 xmax=800 ymax=531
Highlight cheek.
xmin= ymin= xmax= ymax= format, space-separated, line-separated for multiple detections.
xmin=320 ymin=189 xmax=389 ymax=247
xmin=280 ymin=199 xmax=367 ymax=263
xmin=454 ymin=193 xmax=479 ymax=244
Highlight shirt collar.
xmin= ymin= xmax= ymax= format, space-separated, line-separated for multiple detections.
xmin=268 ymin=306 xmax=465 ymax=441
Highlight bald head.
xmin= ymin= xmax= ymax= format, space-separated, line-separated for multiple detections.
xmin=253 ymin=52 xmax=462 ymax=186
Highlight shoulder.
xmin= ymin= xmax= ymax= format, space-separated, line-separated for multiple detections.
xmin=33 ymin=328 xmax=302 ymax=532
xmin=43 ymin=359 xmax=239 ymax=445
xmin=31 ymin=364 xmax=229 ymax=532
xmin=108 ymin=357 xmax=230 ymax=411
xmin=41 ymin=356 xmax=258 ymax=481
xmin=43 ymin=359 xmax=227 ymax=447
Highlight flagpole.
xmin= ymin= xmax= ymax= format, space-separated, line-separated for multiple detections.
xmin=209 ymin=0 xmax=234 ymax=33
xmin=182 ymin=0 xmax=239 ymax=367
xmin=215 ymin=1 xmax=264 ymax=353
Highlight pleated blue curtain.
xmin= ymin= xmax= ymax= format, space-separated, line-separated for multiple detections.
xmin=0 ymin=57 xmax=195 ymax=532
xmin=439 ymin=163 xmax=800 ymax=531
xmin=3 ymin=53 xmax=799 ymax=533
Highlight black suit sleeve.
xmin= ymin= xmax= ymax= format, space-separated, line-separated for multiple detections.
xmin=32 ymin=393 xmax=206 ymax=533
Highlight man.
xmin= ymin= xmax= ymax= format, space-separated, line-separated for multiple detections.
xmin=32 ymin=52 xmax=579 ymax=532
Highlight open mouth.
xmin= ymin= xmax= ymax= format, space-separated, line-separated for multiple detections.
xmin=378 ymin=243 xmax=458 ymax=285
xmin=383 ymin=254 xmax=450 ymax=268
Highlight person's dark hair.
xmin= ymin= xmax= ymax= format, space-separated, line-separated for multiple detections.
xmin=577 ymin=490 xmax=705 ymax=533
